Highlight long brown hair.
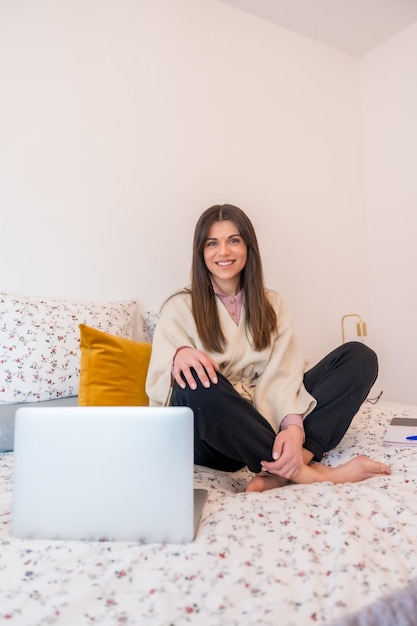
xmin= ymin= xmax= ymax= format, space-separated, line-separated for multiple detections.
xmin=191 ymin=204 xmax=277 ymax=353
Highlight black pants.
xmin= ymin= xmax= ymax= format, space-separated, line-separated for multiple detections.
xmin=170 ymin=341 xmax=378 ymax=473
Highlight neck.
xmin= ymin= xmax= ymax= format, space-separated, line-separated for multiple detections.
xmin=211 ymin=276 xmax=241 ymax=297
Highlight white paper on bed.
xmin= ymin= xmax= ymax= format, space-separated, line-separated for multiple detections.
xmin=11 ymin=406 xmax=207 ymax=543
xmin=383 ymin=416 xmax=417 ymax=446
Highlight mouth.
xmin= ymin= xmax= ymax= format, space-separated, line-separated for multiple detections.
xmin=216 ymin=261 xmax=234 ymax=267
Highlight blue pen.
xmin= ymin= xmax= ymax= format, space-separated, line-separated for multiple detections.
xmin=406 ymin=435 xmax=417 ymax=441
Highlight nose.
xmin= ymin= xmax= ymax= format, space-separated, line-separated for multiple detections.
xmin=218 ymin=241 xmax=230 ymax=256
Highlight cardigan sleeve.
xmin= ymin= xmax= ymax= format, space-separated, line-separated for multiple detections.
xmin=253 ymin=291 xmax=316 ymax=432
xmin=145 ymin=292 xmax=198 ymax=406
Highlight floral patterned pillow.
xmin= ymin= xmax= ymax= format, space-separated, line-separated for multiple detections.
xmin=141 ymin=310 xmax=160 ymax=343
xmin=0 ymin=293 xmax=137 ymax=404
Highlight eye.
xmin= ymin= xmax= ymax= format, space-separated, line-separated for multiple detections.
xmin=206 ymin=240 xmax=217 ymax=247
xmin=229 ymin=237 xmax=241 ymax=244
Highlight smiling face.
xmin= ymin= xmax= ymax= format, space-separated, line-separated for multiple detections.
xmin=203 ymin=220 xmax=248 ymax=295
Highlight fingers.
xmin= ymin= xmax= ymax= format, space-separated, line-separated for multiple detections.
xmin=261 ymin=431 xmax=304 ymax=479
xmin=173 ymin=348 xmax=219 ymax=390
xmin=261 ymin=458 xmax=301 ymax=480
xmin=177 ymin=363 xmax=210 ymax=390
xmin=272 ymin=436 xmax=284 ymax=460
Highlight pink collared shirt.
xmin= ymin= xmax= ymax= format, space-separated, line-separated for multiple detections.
xmin=211 ymin=278 xmax=244 ymax=326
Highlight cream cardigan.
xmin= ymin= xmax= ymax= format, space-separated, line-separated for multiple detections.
xmin=145 ymin=289 xmax=316 ymax=433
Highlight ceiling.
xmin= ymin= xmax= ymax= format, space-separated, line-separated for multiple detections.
xmin=216 ymin=0 xmax=417 ymax=57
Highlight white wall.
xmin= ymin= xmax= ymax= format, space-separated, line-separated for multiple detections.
xmin=0 ymin=1 xmax=373 ymax=372
xmin=362 ymin=21 xmax=417 ymax=404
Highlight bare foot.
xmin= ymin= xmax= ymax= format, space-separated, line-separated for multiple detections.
xmin=245 ymin=456 xmax=391 ymax=493
xmin=295 ymin=455 xmax=391 ymax=485
xmin=245 ymin=471 xmax=290 ymax=493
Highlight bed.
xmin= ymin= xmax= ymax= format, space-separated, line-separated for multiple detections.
xmin=1 ymin=399 xmax=417 ymax=626
xmin=1 ymin=294 xmax=416 ymax=624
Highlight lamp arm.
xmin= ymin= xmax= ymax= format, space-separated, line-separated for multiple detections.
xmin=341 ymin=313 xmax=366 ymax=343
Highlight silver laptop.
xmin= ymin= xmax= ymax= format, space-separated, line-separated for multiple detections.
xmin=12 ymin=406 xmax=207 ymax=543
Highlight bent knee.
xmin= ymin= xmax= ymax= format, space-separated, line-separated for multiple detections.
xmin=344 ymin=341 xmax=378 ymax=377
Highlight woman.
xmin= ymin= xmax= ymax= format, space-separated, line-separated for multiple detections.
xmin=146 ymin=204 xmax=390 ymax=491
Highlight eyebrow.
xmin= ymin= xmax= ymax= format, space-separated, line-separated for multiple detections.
xmin=206 ymin=233 xmax=241 ymax=241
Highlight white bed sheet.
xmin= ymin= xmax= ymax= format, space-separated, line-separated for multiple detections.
xmin=1 ymin=400 xmax=417 ymax=626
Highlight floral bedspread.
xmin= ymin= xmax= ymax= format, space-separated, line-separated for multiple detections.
xmin=1 ymin=400 xmax=417 ymax=626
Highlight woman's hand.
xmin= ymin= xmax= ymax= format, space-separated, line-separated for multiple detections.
xmin=173 ymin=347 xmax=219 ymax=390
xmin=260 ymin=426 xmax=305 ymax=480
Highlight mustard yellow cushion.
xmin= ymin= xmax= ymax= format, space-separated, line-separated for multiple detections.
xmin=78 ymin=324 xmax=152 ymax=406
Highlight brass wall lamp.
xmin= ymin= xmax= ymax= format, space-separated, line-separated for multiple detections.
xmin=341 ymin=313 xmax=367 ymax=343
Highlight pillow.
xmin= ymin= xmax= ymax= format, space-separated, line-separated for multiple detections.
xmin=0 ymin=404 xmax=15 ymax=452
xmin=78 ymin=324 xmax=152 ymax=406
xmin=142 ymin=309 xmax=160 ymax=343
xmin=0 ymin=293 xmax=136 ymax=405
xmin=0 ymin=396 xmax=80 ymax=453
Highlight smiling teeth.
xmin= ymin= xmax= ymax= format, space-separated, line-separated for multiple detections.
xmin=217 ymin=261 xmax=233 ymax=266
